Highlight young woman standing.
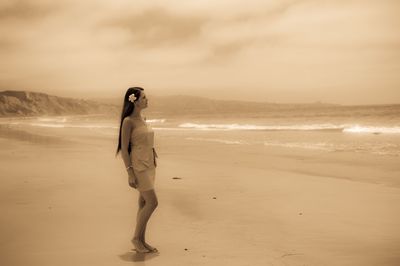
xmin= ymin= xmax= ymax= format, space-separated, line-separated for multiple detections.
xmin=116 ymin=87 xmax=159 ymax=253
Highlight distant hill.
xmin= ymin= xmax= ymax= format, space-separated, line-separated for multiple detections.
xmin=94 ymin=94 xmax=341 ymax=118
xmin=2 ymin=90 xmax=397 ymax=118
xmin=0 ymin=90 xmax=119 ymax=116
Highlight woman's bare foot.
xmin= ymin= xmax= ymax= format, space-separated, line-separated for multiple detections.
xmin=143 ymin=241 xmax=158 ymax=253
xmin=131 ymin=238 xmax=150 ymax=253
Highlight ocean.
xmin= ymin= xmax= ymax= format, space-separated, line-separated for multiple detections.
xmin=1 ymin=104 xmax=399 ymax=157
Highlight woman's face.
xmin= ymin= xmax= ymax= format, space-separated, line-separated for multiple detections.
xmin=135 ymin=92 xmax=148 ymax=109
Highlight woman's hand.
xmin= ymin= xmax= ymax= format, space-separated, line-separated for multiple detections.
xmin=128 ymin=170 xmax=137 ymax=189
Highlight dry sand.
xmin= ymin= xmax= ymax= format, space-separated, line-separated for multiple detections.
xmin=0 ymin=125 xmax=399 ymax=266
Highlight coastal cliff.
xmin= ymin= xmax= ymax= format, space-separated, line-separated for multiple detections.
xmin=0 ymin=90 xmax=118 ymax=116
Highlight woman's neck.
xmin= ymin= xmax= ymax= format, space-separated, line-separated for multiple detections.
xmin=130 ymin=108 xmax=142 ymax=118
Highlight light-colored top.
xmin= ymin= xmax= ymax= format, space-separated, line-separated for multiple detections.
xmin=130 ymin=117 xmax=158 ymax=171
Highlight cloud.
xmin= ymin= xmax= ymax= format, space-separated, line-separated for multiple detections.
xmin=230 ymin=0 xmax=307 ymax=23
xmin=0 ymin=0 xmax=399 ymax=103
xmin=0 ymin=0 xmax=59 ymax=21
xmin=0 ymin=38 xmax=17 ymax=50
xmin=97 ymin=2 xmax=302 ymax=63
xmin=202 ymin=39 xmax=258 ymax=65
xmin=194 ymin=0 xmax=311 ymax=63
xmin=209 ymin=41 xmax=249 ymax=61
xmin=0 ymin=1 xmax=63 ymax=52
xmin=103 ymin=7 xmax=207 ymax=48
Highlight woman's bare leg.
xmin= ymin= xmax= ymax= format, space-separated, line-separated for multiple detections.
xmin=135 ymin=194 xmax=145 ymax=239
xmin=132 ymin=189 xmax=158 ymax=252
xmin=131 ymin=194 xmax=147 ymax=252
xmin=141 ymin=219 xmax=157 ymax=251
xmin=134 ymin=195 xmax=156 ymax=250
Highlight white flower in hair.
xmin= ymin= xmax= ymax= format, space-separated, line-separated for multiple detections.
xmin=128 ymin=94 xmax=137 ymax=103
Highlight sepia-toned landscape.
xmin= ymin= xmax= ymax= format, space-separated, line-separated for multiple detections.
xmin=0 ymin=91 xmax=399 ymax=265
xmin=1 ymin=0 xmax=400 ymax=265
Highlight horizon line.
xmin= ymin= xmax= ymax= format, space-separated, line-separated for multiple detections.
xmin=1 ymin=89 xmax=400 ymax=107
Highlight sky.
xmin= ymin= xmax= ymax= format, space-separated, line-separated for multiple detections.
xmin=0 ymin=0 xmax=399 ymax=104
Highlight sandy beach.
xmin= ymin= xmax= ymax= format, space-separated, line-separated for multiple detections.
xmin=2 ymin=0 xmax=400 ymax=263
xmin=0 ymin=123 xmax=399 ymax=266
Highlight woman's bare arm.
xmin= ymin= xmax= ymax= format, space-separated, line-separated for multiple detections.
xmin=120 ymin=117 xmax=133 ymax=169
xmin=121 ymin=117 xmax=137 ymax=188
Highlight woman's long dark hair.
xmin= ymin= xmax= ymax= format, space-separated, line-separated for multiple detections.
xmin=116 ymin=87 xmax=144 ymax=156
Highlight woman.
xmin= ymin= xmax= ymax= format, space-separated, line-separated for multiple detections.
xmin=116 ymin=87 xmax=159 ymax=253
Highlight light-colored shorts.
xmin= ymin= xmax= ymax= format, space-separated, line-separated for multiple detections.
xmin=133 ymin=168 xmax=156 ymax=192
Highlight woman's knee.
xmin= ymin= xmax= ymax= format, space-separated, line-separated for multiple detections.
xmin=141 ymin=190 xmax=158 ymax=209
xmin=146 ymin=198 xmax=158 ymax=209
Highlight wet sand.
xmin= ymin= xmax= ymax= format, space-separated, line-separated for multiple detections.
xmin=0 ymin=125 xmax=399 ymax=266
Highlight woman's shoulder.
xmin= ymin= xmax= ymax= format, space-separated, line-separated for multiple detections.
xmin=122 ymin=117 xmax=136 ymax=129
xmin=122 ymin=116 xmax=132 ymax=124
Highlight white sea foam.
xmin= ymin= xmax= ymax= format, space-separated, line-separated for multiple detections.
xmin=179 ymin=122 xmax=400 ymax=134
xmin=25 ymin=117 xmax=164 ymax=128
xmin=5 ymin=118 xmax=400 ymax=135
xmin=186 ymin=137 xmax=248 ymax=145
xmin=37 ymin=117 xmax=67 ymax=123
xmin=146 ymin=119 xmax=166 ymax=123
xmin=30 ymin=123 xmax=66 ymax=128
xmin=3 ymin=118 xmax=161 ymax=129
xmin=28 ymin=123 xmax=118 ymax=129
xmin=179 ymin=123 xmax=344 ymax=131
xmin=152 ymin=127 xmax=191 ymax=131
xmin=183 ymin=137 xmax=399 ymax=156
xmin=343 ymin=125 xmax=400 ymax=134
